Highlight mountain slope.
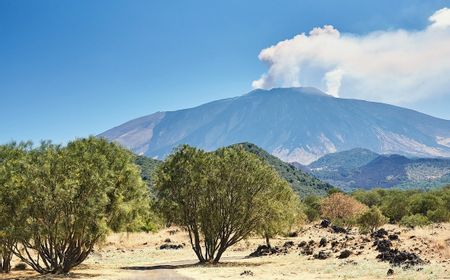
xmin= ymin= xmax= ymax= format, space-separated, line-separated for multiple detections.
xmin=100 ymin=87 xmax=450 ymax=164
xmin=308 ymin=150 xmax=450 ymax=190
xmin=230 ymin=143 xmax=333 ymax=197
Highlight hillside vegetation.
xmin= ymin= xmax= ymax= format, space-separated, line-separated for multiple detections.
xmin=308 ymin=149 xmax=450 ymax=190
xmin=228 ymin=143 xmax=333 ymax=197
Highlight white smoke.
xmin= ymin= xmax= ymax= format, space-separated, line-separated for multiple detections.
xmin=252 ymin=8 xmax=450 ymax=104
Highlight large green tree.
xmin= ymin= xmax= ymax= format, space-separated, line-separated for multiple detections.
xmin=7 ymin=137 xmax=150 ymax=274
xmin=155 ymin=145 xmax=299 ymax=263
xmin=0 ymin=142 xmax=31 ymax=273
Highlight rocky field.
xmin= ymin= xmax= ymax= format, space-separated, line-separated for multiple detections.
xmin=1 ymin=223 xmax=449 ymax=280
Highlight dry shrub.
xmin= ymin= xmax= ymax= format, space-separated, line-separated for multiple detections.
xmin=321 ymin=193 xmax=367 ymax=225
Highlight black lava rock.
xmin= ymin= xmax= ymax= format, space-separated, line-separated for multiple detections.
xmin=313 ymin=250 xmax=331 ymax=260
xmin=320 ymin=219 xmax=331 ymax=228
xmin=159 ymin=243 xmax=183 ymax=250
xmin=319 ymin=237 xmax=327 ymax=247
xmin=337 ymin=249 xmax=352 ymax=259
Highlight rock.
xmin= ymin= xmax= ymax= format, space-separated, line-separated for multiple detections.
xmin=298 ymin=241 xmax=307 ymax=247
xmin=387 ymin=268 xmax=394 ymax=276
xmin=388 ymin=234 xmax=399 ymax=241
xmin=164 ymin=238 xmax=172 ymax=243
xmin=371 ymin=228 xmax=388 ymax=239
xmin=288 ymin=231 xmax=298 ymax=237
xmin=376 ymin=249 xmax=424 ymax=268
xmin=159 ymin=243 xmax=184 ymax=250
xmin=283 ymin=241 xmax=295 ymax=248
xmin=331 ymin=241 xmax=339 ymax=248
xmin=301 ymin=246 xmax=314 ymax=255
xmin=248 ymin=245 xmax=287 ymax=257
xmin=331 ymin=225 xmax=347 ymax=234
xmin=373 ymin=239 xmax=392 ymax=252
xmin=320 ymin=219 xmax=331 ymax=228
xmin=240 ymin=270 xmax=254 ymax=276
xmin=313 ymin=250 xmax=331 ymax=260
xmin=319 ymin=237 xmax=327 ymax=247
xmin=337 ymin=250 xmax=352 ymax=259
xmin=308 ymin=240 xmax=315 ymax=246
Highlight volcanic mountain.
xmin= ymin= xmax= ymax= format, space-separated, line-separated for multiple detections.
xmin=100 ymin=87 xmax=450 ymax=165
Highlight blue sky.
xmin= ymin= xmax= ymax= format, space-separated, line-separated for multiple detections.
xmin=1 ymin=0 xmax=450 ymax=144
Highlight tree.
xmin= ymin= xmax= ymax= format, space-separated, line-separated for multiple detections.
xmin=321 ymin=193 xmax=367 ymax=226
xmin=0 ymin=142 xmax=30 ymax=273
xmin=352 ymin=190 xmax=382 ymax=207
xmin=155 ymin=145 xmax=299 ymax=263
xmin=380 ymin=190 xmax=411 ymax=223
xmin=9 ymin=138 xmax=150 ymax=274
xmin=357 ymin=207 xmax=388 ymax=233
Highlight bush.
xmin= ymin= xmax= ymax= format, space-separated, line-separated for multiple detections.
xmin=356 ymin=207 xmax=388 ymax=233
xmin=352 ymin=190 xmax=382 ymax=207
xmin=427 ymin=208 xmax=450 ymax=223
xmin=303 ymin=195 xmax=322 ymax=222
xmin=321 ymin=193 xmax=367 ymax=226
xmin=400 ymin=214 xmax=430 ymax=228
xmin=381 ymin=191 xmax=411 ymax=223
xmin=14 ymin=263 xmax=27 ymax=271
xmin=155 ymin=145 xmax=299 ymax=263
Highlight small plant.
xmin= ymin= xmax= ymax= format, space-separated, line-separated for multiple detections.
xmin=357 ymin=206 xmax=388 ymax=233
xmin=14 ymin=263 xmax=27 ymax=271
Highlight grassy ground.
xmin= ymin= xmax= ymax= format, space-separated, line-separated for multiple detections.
xmin=1 ymin=223 xmax=449 ymax=280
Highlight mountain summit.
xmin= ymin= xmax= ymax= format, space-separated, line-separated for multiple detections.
xmin=100 ymin=87 xmax=450 ymax=164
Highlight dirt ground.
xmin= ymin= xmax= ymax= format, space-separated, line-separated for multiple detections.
xmin=1 ymin=223 xmax=449 ymax=280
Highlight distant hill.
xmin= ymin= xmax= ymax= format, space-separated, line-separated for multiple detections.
xmin=230 ymin=143 xmax=333 ymax=197
xmin=309 ymin=148 xmax=379 ymax=172
xmin=307 ymin=148 xmax=450 ymax=190
xmin=100 ymin=87 xmax=450 ymax=165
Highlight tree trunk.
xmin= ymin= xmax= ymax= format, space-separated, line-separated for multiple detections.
xmin=265 ymin=233 xmax=271 ymax=248
xmin=0 ymin=252 xmax=12 ymax=273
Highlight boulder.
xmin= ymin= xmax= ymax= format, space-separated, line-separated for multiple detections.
xmin=337 ymin=250 xmax=352 ymax=259
xmin=320 ymin=219 xmax=331 ymax=228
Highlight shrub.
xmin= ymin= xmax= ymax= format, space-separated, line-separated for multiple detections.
xmin=155 ymin=145 xmax=299 ymax=263
xmin=357 ymin=206 xmax=388 ymax=233
xmin=381 ymin=191 xmax=411 ymax=223
xmin=321 ymin=193 xmax=367 ymax=226
xmin=303 ymin=195 xmax=322 ymax=222
xmin=14 ymin=263 xmax=27 ymax=271
xmin=400 ymin=214 xmax=430 ymax=228
xmin=427 ymin=208 xmax=450 ymax=223
xmin=352 ymin=190 xmax=382 ymax=207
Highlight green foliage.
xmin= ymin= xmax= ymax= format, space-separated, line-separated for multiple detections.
xmin=400 ymin=214 xmax=430 ymax=228
xmin=134 ymin=155 xmax=161 ymax=187
xmin=155 ymin=144 xmax=300 ymax=263
xmin=357 ymin=207 xmax=388 ymax=233
xmin=0 ymin=142 xmax=31 ymax=273
xmin=352 ymin=189 xmax=382 ymax=207
xmin=427 ymin=208 xmax=450 ymax=223
xmin=1 ymin=137 xmax=151 ymax=274
xmin=230 ymin=143 xmax=333 ymax=197
xmin=303 ymin=195 xmax=322 ymax=222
